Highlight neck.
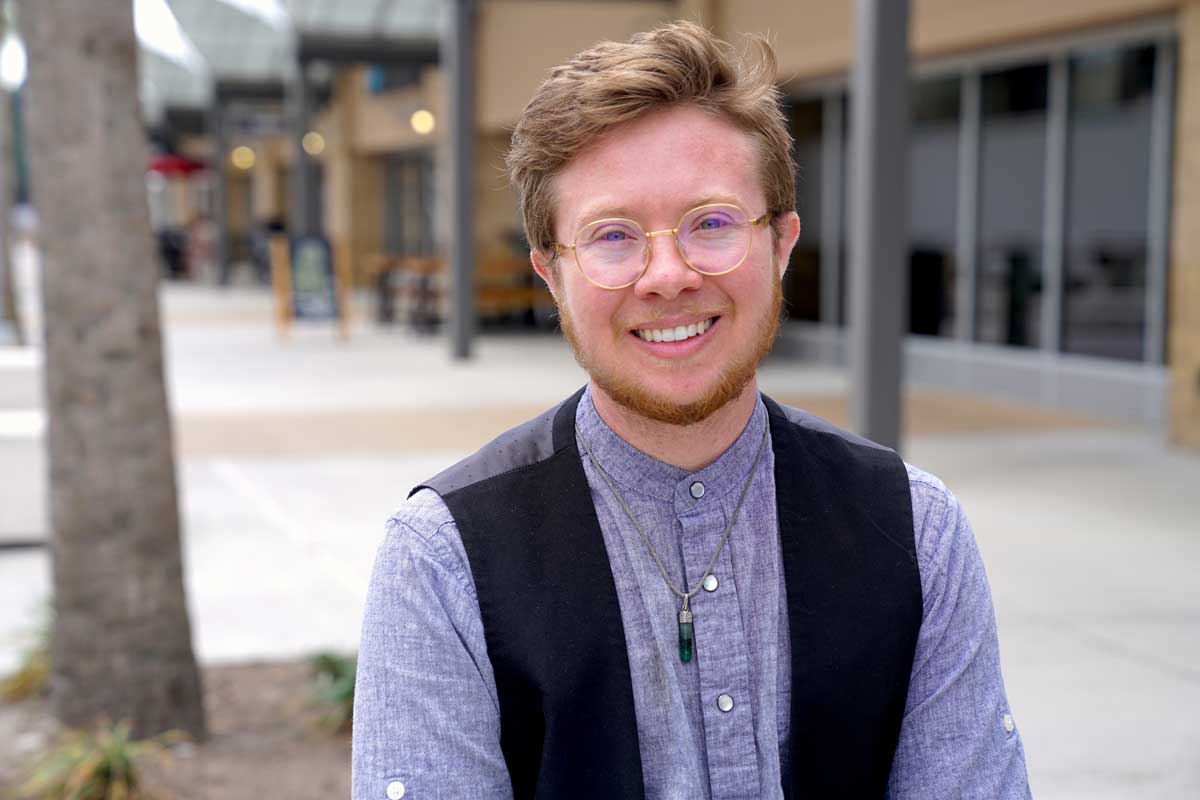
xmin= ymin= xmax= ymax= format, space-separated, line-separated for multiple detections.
xmin=589 ymin=380 xmax=760 ymax=472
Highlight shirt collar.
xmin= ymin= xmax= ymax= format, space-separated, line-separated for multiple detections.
xmin=574 ymin=386 xmax=770 ymax=504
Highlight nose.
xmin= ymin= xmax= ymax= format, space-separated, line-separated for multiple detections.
xmin=632 ymin=232 xmax=703 ymax=300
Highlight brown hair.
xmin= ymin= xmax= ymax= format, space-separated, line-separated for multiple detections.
xmin=506 ymin=20 xmax=796 ymax=258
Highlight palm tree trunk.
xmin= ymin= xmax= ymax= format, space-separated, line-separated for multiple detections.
xmin=19 ymin=0 xmax=206 ymax=739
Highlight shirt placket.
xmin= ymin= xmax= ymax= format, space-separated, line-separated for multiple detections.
xmin=677 ymin=481 xmax=761 ymax=800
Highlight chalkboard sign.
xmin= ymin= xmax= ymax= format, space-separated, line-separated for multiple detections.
xmin=290 ymin=235 xmax=338 ymax=320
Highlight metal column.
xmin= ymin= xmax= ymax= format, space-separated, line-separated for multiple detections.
xmin=209 ymin=102 xmax=230 ymax=284
xmin=287 ymin=68 xmax=317 ymax=237
xmin=955 ymin=70 xmax=981 ymax=343
xmin=848 ymin=0 xmax=910 ymax=450
xmin=1146 ymin=38 xmax=1176 ymax=366
xmin=445 ymin=0 xmax=477 ymax=360
xmin=1041 ymin=55 xmax=1069 ymax=357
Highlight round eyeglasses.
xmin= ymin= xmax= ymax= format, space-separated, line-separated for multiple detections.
xmin=552 ymin=203 xmax=774 ymax=290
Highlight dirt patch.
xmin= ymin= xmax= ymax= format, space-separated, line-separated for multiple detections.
xmin=0 ymin=660 xmax=350 ymax=800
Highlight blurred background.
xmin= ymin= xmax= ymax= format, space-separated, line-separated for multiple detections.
xmin=0 ymin=1 xmax=1198 ymax=798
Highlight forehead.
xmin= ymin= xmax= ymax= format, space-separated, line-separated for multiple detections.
xmin=552 ymin=104 xmax=764 ymax=234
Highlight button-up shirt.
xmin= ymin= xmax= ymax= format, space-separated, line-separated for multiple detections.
xmin=352 ymin=389 xmax=1032 ymax=799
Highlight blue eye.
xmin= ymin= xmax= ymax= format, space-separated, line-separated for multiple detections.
xmin=601 ymin=230 xmax=628 ymax=241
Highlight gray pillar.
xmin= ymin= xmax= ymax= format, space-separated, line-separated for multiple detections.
xmin=288 ymin=68 xmax=316 ymax=237
xmin=848 ymin=0 xmax=910 ymax=450
xmin=445 ymin=0 xmax=476 ymax=360
xmin=210 ymin=102 xmax=230 ymax=284
xmin=1041 ymin=55 xmax=1068 ymax=358
xmin=955 ymin=70 xmax=980 ymax=343
xmin=1146 ymin=39 xmax=1176 ymax=367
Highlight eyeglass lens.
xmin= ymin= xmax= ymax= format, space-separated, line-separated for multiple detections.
xmin=575 ymin=204 xmax=752 ymax=288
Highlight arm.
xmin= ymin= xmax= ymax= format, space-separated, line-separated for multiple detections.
xmin=887 ymin=468 xmax=1033 ymax=799
xmin=352 ymin=489 xmax=513 ymax=800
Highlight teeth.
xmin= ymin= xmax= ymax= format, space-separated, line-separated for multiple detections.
xmin=635 ymin=318 xmax=713 ymax=343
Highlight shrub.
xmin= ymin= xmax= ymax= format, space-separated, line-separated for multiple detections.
xmin=20 ymin=719 xmax=176 ymax=800
xmin=310 ymin=651 xmax=356 ymax=733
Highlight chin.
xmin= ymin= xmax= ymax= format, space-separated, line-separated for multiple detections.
xmin=596 ymin=369 xmax=755 ymax=427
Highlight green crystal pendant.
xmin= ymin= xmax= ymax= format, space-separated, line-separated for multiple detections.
xmin=678 ymin=606 xmax=694 ymax=663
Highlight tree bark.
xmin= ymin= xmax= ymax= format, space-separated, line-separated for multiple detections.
xmin=19 ymin=0 xmax=206 ymax=739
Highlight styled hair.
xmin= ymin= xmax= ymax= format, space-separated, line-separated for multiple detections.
xmin=506 ymin=20 xmax=796 ymax=257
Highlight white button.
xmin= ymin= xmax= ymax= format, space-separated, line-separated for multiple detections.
xmin=1002 ymin=714 xmax=1015 ymax=734
xmin=386 ymin=781 xmax=406 ymax=799
xmin=690 ymin=481 xmax=705 ymax=499
xmin=703 ymin=574 xmax=718 ymax=592
xmin=717 ymin=693 xmax=734 ymax=712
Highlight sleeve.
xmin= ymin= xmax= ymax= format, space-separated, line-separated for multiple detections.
xmin=351 ymin=490 xmax=513 ymax=800
xmin=886 ymin=469 xmax=1033 ymax=800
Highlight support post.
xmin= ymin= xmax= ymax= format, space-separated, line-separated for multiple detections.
xmin=210 ymin=102 xmax=230 ymax=284
xmin=445 ymin=0 xmax=476 ymax=360
xmin=848 ymin=0 xmax=910 ymax=450
xmin=288 ymin=66 xmax=316 ymax=237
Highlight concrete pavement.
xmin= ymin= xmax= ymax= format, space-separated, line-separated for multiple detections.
xmin=1 ymin=284 xmax=1198 ymax=798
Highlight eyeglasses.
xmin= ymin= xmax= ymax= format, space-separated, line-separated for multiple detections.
xmin=552 ymin=203 xmax=774 ymax=290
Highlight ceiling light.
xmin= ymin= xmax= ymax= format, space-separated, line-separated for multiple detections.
xmin=410 ymin=109 xmax=435 ymax=136
xmin=231 ymin=146 xmax=256 ymax=170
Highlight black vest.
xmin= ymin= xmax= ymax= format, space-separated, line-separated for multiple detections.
xmin=414 ymin=389 xmax=921 ymax=798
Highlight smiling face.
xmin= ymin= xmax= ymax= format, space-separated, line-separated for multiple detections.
xmin=533 ymin=104 xmax=800 ymax=426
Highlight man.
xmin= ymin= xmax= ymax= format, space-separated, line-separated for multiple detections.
xmin=353 ymin=21 xmax=1032 ymax=800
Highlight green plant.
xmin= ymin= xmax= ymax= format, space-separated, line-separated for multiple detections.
xmin=20 ymin=719 xmax=173 ymax=800
xmin=310 ymin=651 xmax=357 ymax=733
xmin=1 ymin=610 xmax=51 ymax=702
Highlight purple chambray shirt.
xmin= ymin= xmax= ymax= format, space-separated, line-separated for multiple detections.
xmin=352 ymin=389 xmax=1032 ymax=799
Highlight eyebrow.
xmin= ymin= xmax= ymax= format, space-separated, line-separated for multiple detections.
xmin=570 ymin=193 xmax=747 ymax=233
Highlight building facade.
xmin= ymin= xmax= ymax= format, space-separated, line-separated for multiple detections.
xmin=214 ymin=0 xmax=1200 ymax=446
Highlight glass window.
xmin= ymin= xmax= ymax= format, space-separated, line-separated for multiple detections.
xmin=1062 ymin=45 xmax=1155 ymax=361
xmin=786 ymin=99 xmax=823 ymax=322
xmin=909 ymin=75 xmax=960 ymax=337
xmin=977 ymin=63 xmax=1048 ymax=348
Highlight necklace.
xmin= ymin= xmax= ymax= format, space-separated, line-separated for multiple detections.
xmin=575 ymin=421 xmax=769 ymax=664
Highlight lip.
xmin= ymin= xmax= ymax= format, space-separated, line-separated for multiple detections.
xmin=628 ymin=315 xmax=720 ymax=358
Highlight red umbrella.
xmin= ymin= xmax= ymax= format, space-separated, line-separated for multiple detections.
xmin=148 ymin=153 xmax=206 ymax=176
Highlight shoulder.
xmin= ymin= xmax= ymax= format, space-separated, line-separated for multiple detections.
xmin=412 ymin=390 xmax=582 ymax=499
xmin=376 ymin=488 xmax=472 ymax=591
xmin=764 ymin=396 xmax=894 ymax=454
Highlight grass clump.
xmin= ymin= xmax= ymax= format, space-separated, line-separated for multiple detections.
xmin=20 ymin=719 xmax=175 ymax=800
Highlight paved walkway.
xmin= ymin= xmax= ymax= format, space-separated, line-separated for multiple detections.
xmin=1 ymin=284 xmax=1198 ymax=798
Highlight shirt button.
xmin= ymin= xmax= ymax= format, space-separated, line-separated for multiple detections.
xmin=1003 ymin=713 xmax=1015 ymax=734
xmin=716 ymin=693 xmax=734 ymax=713
xmin=386 ymin=781 xmax=406 ymax=799
xmin=702 ymin=574 xmax=718 ymax=592
xmin=689 ymin=481 xmax=705 ymax=499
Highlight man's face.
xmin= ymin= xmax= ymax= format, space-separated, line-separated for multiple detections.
xmin=534 ymin=104 xmax=800 ymax=426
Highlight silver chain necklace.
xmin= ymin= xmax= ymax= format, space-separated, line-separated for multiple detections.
xmin=575 ymin=422 xmax=769 ymax=663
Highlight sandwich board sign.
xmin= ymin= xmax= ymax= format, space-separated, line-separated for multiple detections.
xmin=290 ymin=235 xmax=337 ymax=319
xmin=269 ymin=233 xmax=350 ymax=340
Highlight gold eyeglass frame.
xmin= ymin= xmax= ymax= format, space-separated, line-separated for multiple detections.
xmin=551 ymin=202 xmax=774 ymax=290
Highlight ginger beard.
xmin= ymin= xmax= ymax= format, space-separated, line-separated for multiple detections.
xmin=555 ymin=269 xmax=784 ymax=427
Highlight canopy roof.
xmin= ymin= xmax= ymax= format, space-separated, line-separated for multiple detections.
xmin=140 ymin=0 xmax=442 ymax=123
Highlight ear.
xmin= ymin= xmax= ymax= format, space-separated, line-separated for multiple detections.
xmin=530 ymin=248 xmax=559 ymax=299
xmin=773 ymin=211 xmax=801 ymax=280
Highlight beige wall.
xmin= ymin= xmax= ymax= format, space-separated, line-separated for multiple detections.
xmin=476 ymin=1 xmax=674 ymax=131
xmin=353 ymin=66 xmax=444 ymax=155
xmin=721 ymin=0 xmax=1176 ymax=80
xmin=1171 ymin=1 xmax=1200 ymax=447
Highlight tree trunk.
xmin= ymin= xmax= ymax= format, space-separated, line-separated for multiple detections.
xmin=19 ymin=0 xmax=206 ymax=739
